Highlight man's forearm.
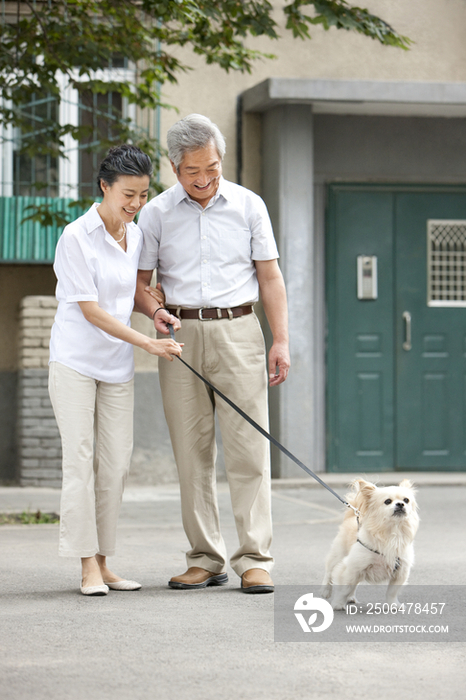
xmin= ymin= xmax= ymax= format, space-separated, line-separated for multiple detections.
xmin=256 ymin=259 xmax=290 ymax=385
xmin=261 ymin=275 xmax=289 ymax=344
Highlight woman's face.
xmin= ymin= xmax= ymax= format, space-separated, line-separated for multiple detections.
xmin=100 ymin=175 xmax=150 ymax=222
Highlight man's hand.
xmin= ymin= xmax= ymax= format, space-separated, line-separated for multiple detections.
xmin=140 ymin=279 xmax=181 ymax=334
xmin=255 ymin=259 xmax=290 ymax=386
xmin=268 ymin=340 xmax=290 ymax=386
xmin=153 ymin=308 xmax=181 ymax=335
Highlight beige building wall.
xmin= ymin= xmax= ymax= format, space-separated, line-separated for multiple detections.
xmin=156 ymin=0 xmax=466 ymax=188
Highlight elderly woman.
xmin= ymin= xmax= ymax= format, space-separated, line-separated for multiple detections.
xmin=49 ymin=145 xmax=182 ymax=596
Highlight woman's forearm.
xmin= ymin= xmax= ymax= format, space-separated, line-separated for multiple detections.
xmin=78 ymin=301 xmax=182 ymax=359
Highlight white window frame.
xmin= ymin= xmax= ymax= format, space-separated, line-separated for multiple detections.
xmin=427 ymin=219 xmax=466 ymax=307
xmin=0 ymin=65 xmax=136 ymax=199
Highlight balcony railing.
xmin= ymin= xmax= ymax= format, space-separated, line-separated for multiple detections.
xmin=0 ymin=197 xmax=85 ymax=263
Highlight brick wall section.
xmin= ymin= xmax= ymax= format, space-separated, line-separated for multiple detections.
xmin=19 ymin=296 xmax=57 ymax=369
xmin=17 ymin=296 xmax=62 ymax=487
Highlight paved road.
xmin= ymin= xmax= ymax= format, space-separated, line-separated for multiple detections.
xmin=1 ymin=474 xmax=465 ymax=700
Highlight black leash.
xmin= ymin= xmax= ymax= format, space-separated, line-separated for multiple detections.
xmin=168 ymin=324 xmax=358 ymax=515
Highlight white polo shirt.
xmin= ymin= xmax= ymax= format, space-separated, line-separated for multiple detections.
xmin=49 ymin=203 xmax=143 ymax=383
xmin=137 ymin=177 xmax=279 ymax=308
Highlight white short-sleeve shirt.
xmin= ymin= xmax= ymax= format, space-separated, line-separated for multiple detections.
xmin=49 ymin=203 xmax=143 ymax=383
xmin=137 ymin=177 xmax=279 ymax=308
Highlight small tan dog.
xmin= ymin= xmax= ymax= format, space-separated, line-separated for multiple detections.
xmin=321 ymin=479 xmax=420 ymax=610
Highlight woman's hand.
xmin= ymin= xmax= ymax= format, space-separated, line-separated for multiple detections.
xmin=144 ymin=282 xmax=165 ymax=307
xmin=144 ymin=337 xmax=183 ymax=361
xmin=78 ymin=301 xmax=183 ymax=359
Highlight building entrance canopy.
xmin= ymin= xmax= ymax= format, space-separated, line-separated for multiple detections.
xmin=242 ymin=78 xmax=466 ymax=118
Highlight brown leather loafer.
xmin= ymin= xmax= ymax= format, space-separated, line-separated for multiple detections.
xmin=241 ymin=568 xmax=274 ymax=594
xmin=168 ymin=566 xmax=228 ymax=589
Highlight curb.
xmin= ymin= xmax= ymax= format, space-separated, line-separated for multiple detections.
xmin=270 ymin=472 xmax=466 ymax=489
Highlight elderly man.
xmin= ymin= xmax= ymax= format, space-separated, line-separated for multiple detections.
xmin=135 ymin=114 xmax=289 ymax=593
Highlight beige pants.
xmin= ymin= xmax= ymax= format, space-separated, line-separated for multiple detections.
xmin=48 ymin=362 xmax=134 ymax=558
xmin=159 ymin=312 xmax=273 ymax=577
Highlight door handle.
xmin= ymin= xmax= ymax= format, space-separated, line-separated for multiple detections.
xmin=402 ymin=311 xmax=412 ymax=351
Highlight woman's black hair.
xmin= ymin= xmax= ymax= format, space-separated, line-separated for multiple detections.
xmin=97 ymin=144 xmax=153 ymax=194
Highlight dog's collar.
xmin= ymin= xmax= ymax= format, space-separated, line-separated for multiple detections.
xmin=357 ymin=538 xmax=401 ymax=572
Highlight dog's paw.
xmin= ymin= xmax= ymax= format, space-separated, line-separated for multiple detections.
xmin=320 ymin=584 xmax=332 ymax=600
xmin=331 ymin=600 xmax=347 ymax=611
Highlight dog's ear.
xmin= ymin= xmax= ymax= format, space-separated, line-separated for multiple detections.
xmin=352 ymin=478 xmax=376 ymax=494
xmin=399 ymin=479 xmax=416 ymax=490
xmin=352 ymin=479 xmax=376 ymax=512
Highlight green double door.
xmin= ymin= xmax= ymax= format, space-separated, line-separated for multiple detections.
xmin=327 ymin=185 xmax=466 ymax=472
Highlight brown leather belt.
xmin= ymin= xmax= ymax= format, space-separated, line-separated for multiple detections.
xmin=166 ymin=305 xmax=253 ymax=321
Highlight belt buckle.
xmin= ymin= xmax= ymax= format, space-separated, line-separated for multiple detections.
xmin=198 ymin=307 xmax=213 ymax=321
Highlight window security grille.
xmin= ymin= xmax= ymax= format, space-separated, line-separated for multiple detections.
xmin=427 ymin=220 xmax=466 ymax=307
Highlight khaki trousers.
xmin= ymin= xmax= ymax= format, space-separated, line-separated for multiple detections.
xmin=48 ymin=362 xmax=134 ymax=558
xmin=159 ymin=312 xmax=273 ymax=577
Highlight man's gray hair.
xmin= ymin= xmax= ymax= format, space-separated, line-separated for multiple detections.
xmin=167 ymin=114 xmax=226 ymax=171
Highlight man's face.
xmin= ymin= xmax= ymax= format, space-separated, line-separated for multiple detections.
xmin=172 ymin=141 xmax=222 ymax=208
